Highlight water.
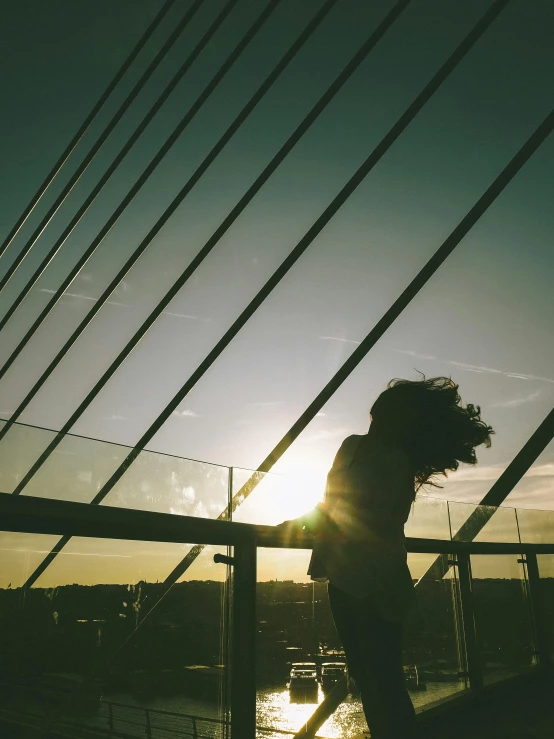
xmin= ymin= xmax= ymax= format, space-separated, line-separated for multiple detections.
xmin=105 ymin=682 xmax=465 ymax=738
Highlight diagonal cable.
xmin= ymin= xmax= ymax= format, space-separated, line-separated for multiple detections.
xmin=18 ymin=0 xmax=514 ymax=588
xmin=0 ymin=0 xmax=176 ymax=260
xmin=0 ymin=0 xmax=204 ymax=293
xmin=0 ymin=0 xmax=372 ymax=441
xmin=0 ymin=0 xmax=262 ymax=357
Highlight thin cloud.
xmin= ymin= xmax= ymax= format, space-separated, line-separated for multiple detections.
xmin=39 ymin=288 xmax=129 ymax=308
xmin=527 ymin=463 xmax=554 ymax=478
xmin=163 ymin=311 xmax=212 ymax=322
xmin=394 ymin=349 xmax=554 ymax=384
xmin=492 ymin=390 xmax=541 ymax=408
xmin=40 ymin=289 xmax=212 ymax=322
xmin=172 ymin=409 xmax=200 ymax=418
xmin=445 ymin=462 xmax=554 ymax=483
xmin=103 ymin=414 xmax=126 ymax=421
xmin=320 ymin=336 xmax=361 ymax=345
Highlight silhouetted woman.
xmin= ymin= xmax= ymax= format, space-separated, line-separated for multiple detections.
xmin=279 ymin=377 xmax=493 ymax=739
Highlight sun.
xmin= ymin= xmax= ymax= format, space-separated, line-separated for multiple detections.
xmin=233 ymin=455 xmax=328 ymax=526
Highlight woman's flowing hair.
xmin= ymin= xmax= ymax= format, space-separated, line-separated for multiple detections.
xmin=370 ymin=376 xmax=494 ymax=494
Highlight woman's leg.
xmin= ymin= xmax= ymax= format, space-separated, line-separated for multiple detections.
xmin=328 ymin=584 xmax=417 ymax=739
xmin=354 ymin=606 xmax=417 ymax=739
xmin=327 ymin=584 xmax=366 ymax=694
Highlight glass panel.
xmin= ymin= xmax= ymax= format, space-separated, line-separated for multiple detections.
xmin=231 ymin=466 xmax=316 ymax=526
xmin=505 ymin=440 xmax=554 ymax=511
xmin=0 ymin=420 xmax=56 ymax=494
xmin=0 ymin=534 xmax=230 ymax=738
xmin=0 ymin=531 xmax=61 ymax=589
xmin=255 ymin=547 xmax=364 ymax=739
xmin=404 ymin=554 xmax=467 ymax=707
xmin=404 ymin=495 xmax=451 ymax=540
xmin=236 ymin=457 xmax=467 ymax=737
xmin=448 ymin=501 xmax=520 ymax=543
xmin=470 ymin=555 xmax=535 ymax=684
xmin=251 ymin=550 xmax=468 ymax=739
xmin=0 ymin=421 xmax=230 ymax=519
xmin=537 ymin=555 xmax=554 ymax=664
xmin=517 ymin=508 xmax=554 ymax=544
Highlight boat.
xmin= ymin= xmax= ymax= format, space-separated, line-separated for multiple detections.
xmin=287 ymin=663 xmax=318 ymax=699
xmin=320 ymin=662 xmax=346 ymax=693
xmin=403 ymin=664 xmax=427 ymax=691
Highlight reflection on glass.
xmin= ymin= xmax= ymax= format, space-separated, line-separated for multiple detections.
xmin=0 ymin=535 xmax=229 ymax=737
xmin=231 ymin=466 xmax=287 ymax=525
xmin=0 ymin=421 xmax=58 ymax=494
xmin=517 ymin=508 xmax=554 ymax=544
xmin=404 ymin=496 xmax=450 ymax=540
xmin=232 ymin=464 xmax=325 ymax=527
xmin=0 ymin=420 xmax=230 ymax=519
xmin=448 ymin=501 xmax=520 ymax=543
xmin=470 ymin=555 xmax=535 ymax=684
xmin=252 ymin=549 xmax=468 ymax=739
xmin=537 ymin=555 xmax=554 ymax=664
xmin=404 ymin=554 xmax=467 ymax=704
xmin=105 ymin=453 xmax=229 ymax=518
xmin=0 ymin=531 xmax=61 ymax=589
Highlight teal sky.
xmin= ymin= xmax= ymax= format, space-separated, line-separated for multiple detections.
xmin=0 ymin=0 xmax=552 ymax=585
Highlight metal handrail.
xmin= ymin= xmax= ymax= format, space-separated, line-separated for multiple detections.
xmin=1 ymin=492 xmax=553 ymax=554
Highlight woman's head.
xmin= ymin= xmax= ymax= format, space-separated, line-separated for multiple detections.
xmin=370 ymin=376 xmax=494 ymax=492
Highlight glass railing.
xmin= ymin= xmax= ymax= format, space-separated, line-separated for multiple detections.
xmin=0 ymin=419 xmax=553 ymax=738
xmin=0 ymin=530 xmax=231 ymax=738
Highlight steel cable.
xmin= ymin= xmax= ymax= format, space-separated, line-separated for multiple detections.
xmin=0 ymin=0 xmax=344 ymax=438
xmin=18 ymin=0 xmax=519 ymax=590
xmin=0 ymin=0 xmax=255 ymax=356
xmin=0 ymin=0 xmax=176 ymax=260
xmin=142 ymin=104 xmax=554 ymax=607
xmin=0 ymin=0 xmax=204 ymax=293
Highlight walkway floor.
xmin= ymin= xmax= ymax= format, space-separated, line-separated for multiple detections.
xmin=420 ymin=670 xmax=554 ymax=739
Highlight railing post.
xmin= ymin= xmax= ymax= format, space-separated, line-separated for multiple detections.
xmin=192 ymin=716 xmax=198 ymax=739
xmin=520 ymin=552 xmax=550 ymax=667
xmin=456 ymin=552 xmax=483 ymax=691
xmin=231 ymin=533 xmax=257 ymax=739
xmin=145 ymin=707 xmax=152 ymax=739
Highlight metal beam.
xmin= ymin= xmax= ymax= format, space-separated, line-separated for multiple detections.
xmin=2 ymin=492 xmax=553 ymax=554
xmin=230 ymin=536 xmax=257 ymax=739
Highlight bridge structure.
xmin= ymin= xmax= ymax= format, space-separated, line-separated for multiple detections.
xmin=0 ymin=1 xmax=553 ymax=737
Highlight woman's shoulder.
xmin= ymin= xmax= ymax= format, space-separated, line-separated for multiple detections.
xmin=341 ymin=434 xmax=365 ymax=449
xmin=338 ymin=434 xmax=365 ymax=456
xmin=329 ymin=435 xmax=363 ymax=468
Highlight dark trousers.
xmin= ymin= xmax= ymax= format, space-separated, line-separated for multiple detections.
xmin=328 ymin=583 xmax=417 ymax=739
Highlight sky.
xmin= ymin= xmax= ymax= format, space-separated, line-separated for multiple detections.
xmin=0 ymin=0 xmax=552 ymax=587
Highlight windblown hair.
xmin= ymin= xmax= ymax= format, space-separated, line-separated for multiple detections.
xmin=370 ymin=376 xmax=494 ymax=494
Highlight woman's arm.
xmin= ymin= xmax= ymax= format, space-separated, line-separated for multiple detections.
xmin=275 ymin=502 xmax=330 ymax=535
